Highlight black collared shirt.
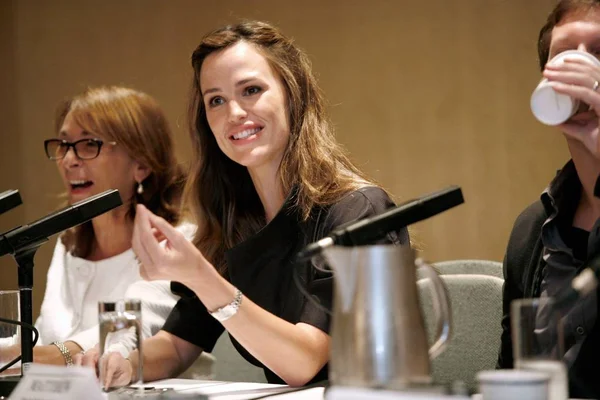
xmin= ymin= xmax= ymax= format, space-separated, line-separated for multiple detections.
xmin=539 ymin=160 xmax=598 ymax=366
xmin=163 ymin=186 xmax=408 ymax=384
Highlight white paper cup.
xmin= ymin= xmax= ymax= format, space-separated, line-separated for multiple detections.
xmin=531 ymin=50 xmax=600 ymax=125
xmin=477 ymin=370 xmax=549 ymax=400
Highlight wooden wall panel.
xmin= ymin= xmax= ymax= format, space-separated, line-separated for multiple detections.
xmin=1 ymin=0 xmax=566 ymax=317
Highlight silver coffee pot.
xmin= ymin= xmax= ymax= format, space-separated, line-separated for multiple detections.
xmin=322 ymin=244 xmax=451 ymax=390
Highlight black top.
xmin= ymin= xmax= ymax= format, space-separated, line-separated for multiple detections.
xmin=163 ymin=186 xmax=408 ymax=384
xmin=537 ymin=161 xmax=597 ymax=367
xmin=497 ymin=160 xmax=600 ymax=398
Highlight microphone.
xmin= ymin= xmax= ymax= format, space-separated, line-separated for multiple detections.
xmin=0 ymin=190 xmax=22 ymax=216
xmin=0 ymin=189 xmax=122 ymax=257
xmin=296 ymin=185 xmax=464 ymax=261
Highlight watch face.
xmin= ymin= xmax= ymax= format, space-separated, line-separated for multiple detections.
xmin=214 ymin=304 xmax=238 ymax=321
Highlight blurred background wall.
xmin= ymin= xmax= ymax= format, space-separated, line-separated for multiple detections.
xmin=0 ymin=0 xmax=567 ymax=318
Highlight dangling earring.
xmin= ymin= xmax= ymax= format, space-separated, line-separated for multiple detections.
xmin=137 ymin=182 xmax=144 ymax=195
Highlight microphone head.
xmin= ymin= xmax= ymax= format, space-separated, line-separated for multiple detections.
xmin=0 ymin=190 xmax=22 ymax=216
xmin=295 ymin=185 xmax=465 ymax=261
xmin=296 ymin=237 xmax=334 ymax=262
xmin=0 ymin=189 xmax=123 ymax=257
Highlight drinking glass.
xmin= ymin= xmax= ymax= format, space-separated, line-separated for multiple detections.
xmin=511 ymin=297 xmax=568 ymax=400
xmin=0 ymin=290 xmax=20 ymax=377
xmin=98 ymin=299 xmax=142 ymax=391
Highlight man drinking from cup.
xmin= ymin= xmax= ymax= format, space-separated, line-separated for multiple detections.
xmin=498 ymin=1 xmax=600 ymax=398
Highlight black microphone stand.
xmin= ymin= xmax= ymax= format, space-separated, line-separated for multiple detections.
xmin=14 ymin=239 xmax=47 ymax=367
xmin=0 ymin=189 xmax=122 ymax=397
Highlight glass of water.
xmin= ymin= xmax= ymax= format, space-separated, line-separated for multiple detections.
xmin=98 ymin=299 xmax=142 ymax=391
xmin=0 ymin=290 xmax=20 ymax=377
xmin=511 ymin=297 xmax=568 ymax=400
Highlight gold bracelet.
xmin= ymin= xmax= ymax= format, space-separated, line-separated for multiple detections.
xmin=51 ymin=341 xmax=73 ymax=366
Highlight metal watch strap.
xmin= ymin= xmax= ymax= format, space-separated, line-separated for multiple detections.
xmin=51 ymin=341 xmax=74 ymax=366
xmin=210 ymin=288 xmax=243 ymax=322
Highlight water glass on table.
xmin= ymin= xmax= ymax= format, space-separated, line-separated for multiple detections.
xmin=511 ymin=297 xmax=568 ymax=400
xmin=98 ymin=299 xmax=143 ymax=392
xmin=0 ymin=290 xmax=21 ymax=377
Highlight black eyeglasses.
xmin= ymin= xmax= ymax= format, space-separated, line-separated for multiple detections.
xmin=44 ymin=138 xmax=117 ymax=160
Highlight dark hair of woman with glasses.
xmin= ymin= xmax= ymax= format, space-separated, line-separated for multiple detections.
xmin=2 ymin=86 xmax=212 ymax=372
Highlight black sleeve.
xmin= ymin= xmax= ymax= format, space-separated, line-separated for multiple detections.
xmin=497 ymin=201 xmax=545 ymax=369
xmin=497 ymin=253 xmax=521 ymax=369
xmin=299 ymin=186 xmax=410 ymax=331
xmin=161 ymin=282 xmax=225 ymax=353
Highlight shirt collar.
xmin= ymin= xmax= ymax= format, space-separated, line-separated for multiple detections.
xmin=540 ymin=159 xmax=581 ymax=218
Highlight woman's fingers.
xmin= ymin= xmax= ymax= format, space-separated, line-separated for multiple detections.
xmin=101 ymin=352 xmax=131 ymax=389
xmin=132 ymin=204 xmax=205 ymax=283
xmin=147 ymin=211 xmax=185 ymax=248
xmin=132 ymin=205 xmax=155 ymax=272
xmin=151 ymin=227 xmax=167 ymax=243
xmin=135 ymin=205 xmax=168 ymax=266
xmin=73 ymin=348 xmax=100 ymax=374
xmin=84 ymin=350 xmax=100 ymax=369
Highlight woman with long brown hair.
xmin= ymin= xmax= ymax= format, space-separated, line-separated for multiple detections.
xmin=91 ymin=21 xmax=408 ymax=388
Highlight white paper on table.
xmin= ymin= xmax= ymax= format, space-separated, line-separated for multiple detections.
xmin=10 ymin=364 xmax=104 ymax=400
xmin=132 ymin=379 xmax=293 ymax=400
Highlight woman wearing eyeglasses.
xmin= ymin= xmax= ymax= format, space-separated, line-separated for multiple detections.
xmin=15 ymin=86 xmax=203 ymax=369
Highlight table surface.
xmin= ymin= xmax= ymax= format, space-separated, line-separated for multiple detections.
xmin=108 ymin=379 xmax=325 ymax=399
xmin=110 ymin=379 xmax=524 ymax=400
xmin=110 ymin=380 xmax=588 ymax=400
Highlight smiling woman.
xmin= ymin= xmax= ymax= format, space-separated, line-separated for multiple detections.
xmin=80 ymin=21 xmax=409 ymax=389
xmin=20 ymin=86 xmax=204 ymax=371
xmin=199 ymin=41 xmax=290 ymax=176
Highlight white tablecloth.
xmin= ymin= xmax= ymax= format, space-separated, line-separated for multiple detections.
xmin=122 ymin=379 xmax=473 ymax=399
xmin=123 ymin=379 xmax=324 ymax=399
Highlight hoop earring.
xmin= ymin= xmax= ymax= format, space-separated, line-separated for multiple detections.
xmin=137 ymin=182 xmax=144 ymax=195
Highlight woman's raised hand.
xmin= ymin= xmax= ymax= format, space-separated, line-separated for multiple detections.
xmin=132 ymin=204 xmax=208 ymax=285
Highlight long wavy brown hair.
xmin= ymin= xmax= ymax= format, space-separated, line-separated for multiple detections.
xmin=537 ymin=0 xmax=600 ymax=70
xmin=55 ymin=86 xmax=186 ymax=258
xmin=186 ymin=20 xmax=374 ymax=273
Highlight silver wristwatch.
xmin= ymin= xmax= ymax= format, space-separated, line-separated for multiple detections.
xmin=210 ymin=288 xmax=243 ymax=322
xmin=51 ymin=341 xmax=74 ymax=366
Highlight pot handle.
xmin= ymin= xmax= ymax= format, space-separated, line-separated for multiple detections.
xmin=416 ymin=257 xmax=452 ymax=359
